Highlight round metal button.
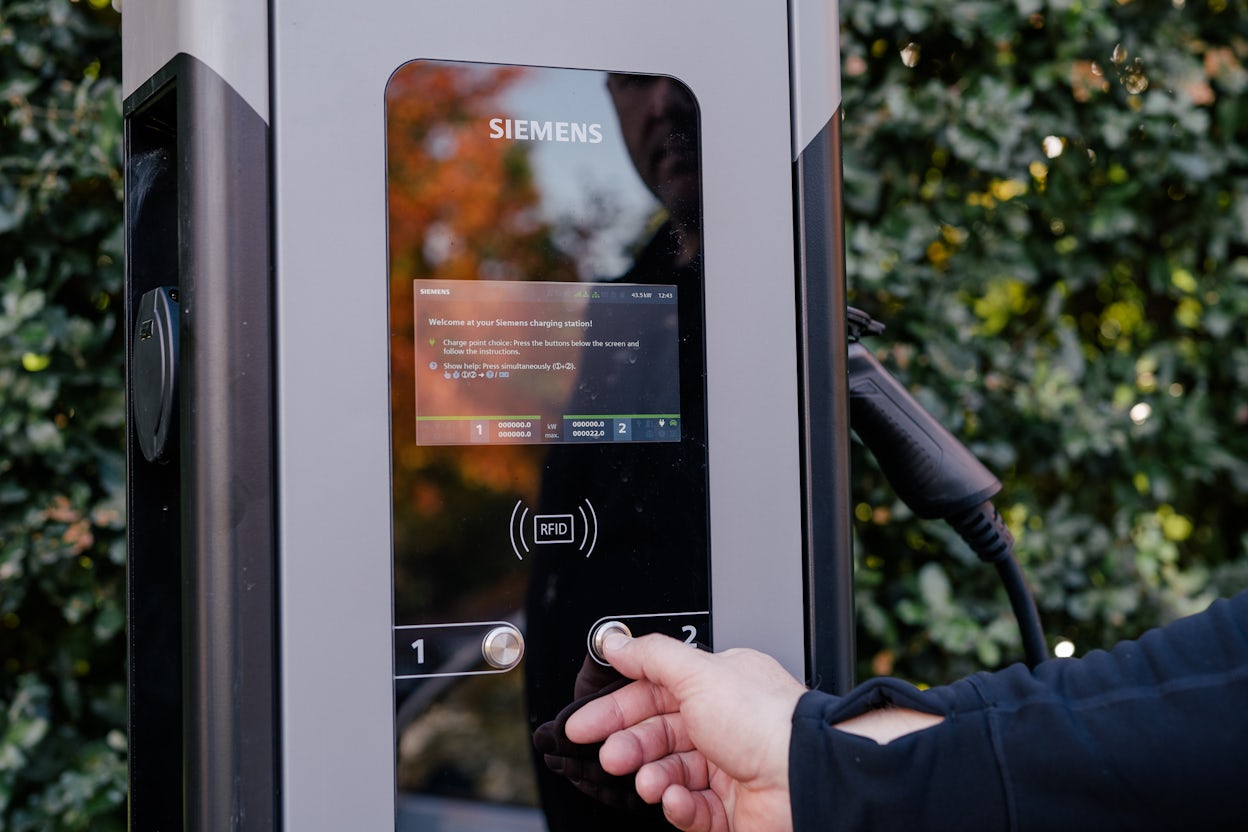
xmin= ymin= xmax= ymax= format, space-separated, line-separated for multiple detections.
xmin=481 ymin=624 xmax=525 ymax=670
xmin=590 ymin=620 xmax=633 ymax=665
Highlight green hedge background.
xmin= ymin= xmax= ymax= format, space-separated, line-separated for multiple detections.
xmin=1 ymin=0 xmax=126 ymax=829
xmin=842 ymin=0 xmax=1248 ymax=684
xmin=1 ymin=0 xmax=1245 ymax=827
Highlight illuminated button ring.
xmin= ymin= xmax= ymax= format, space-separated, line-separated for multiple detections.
xmin=589 ymin=620 xmax=633 ymax=665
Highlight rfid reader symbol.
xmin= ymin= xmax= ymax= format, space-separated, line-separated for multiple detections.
xmin=509 ymin=498 xmax=598 ymax=560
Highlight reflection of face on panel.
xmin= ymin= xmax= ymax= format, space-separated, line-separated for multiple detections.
xmin=606 ymin=73 xmax=702 ymax=231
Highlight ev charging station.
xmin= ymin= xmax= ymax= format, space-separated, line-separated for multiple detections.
xmin=123 ymin=2 xmax=853 ymax=829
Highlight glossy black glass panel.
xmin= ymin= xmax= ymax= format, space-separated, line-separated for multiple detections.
xmin=387 ymin=60 xmax=709 ymax=831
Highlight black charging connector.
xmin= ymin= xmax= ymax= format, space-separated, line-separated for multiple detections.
xmin=847 ymin=308 xmax=1048 ymax=668
xmin=946 ymin=501 xmax=1048 ymax=668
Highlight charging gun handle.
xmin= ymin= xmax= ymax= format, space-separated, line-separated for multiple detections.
xmin=847 ymin=338 xmax=1048 ymax=667
xmin=847 ymin=342 xmax=1001 ymax=521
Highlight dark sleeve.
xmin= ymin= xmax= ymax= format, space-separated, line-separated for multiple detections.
xmin=789 ymin=590 xmax=1248 ymax=831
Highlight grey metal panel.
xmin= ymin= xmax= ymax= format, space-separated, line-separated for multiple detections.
xmin=272 ymin=2 xmax=806 ymax=827
xmin=124 ymin=51 xmax=277 ymax=830
xmin=121 ymin=0 xmax=269 ymax=122
xmin=789 ymin=0 xmax=842 ymax=158
xmin=175 ymin=56 xmax=277 ymax=832
xmin=794 ymin=111 xmax=855 ymax=694
xmin=791 ymin=0 xmax=854 ymax=694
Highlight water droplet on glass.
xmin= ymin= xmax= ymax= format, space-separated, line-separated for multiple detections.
xmin=900 ymin=43 xmax=920 ymax=68
xmin=1090 ymin=61 xmax=1104 ymax=77
xmin=1112 ymin=44 xmax=1128 ymax=65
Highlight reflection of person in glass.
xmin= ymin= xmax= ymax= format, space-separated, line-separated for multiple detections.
xmin=553 ymin=73 xmax=700 ymax=426
xmin=526 ymin=72 xmax=709 ymax=832
xmin=606 ymin=73 xmax=702 ymax=271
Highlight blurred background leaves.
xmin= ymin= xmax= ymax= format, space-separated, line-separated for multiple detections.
xmin=843 ymin=0 xmax=1248 ymax=684
xmin=1 ymin=0 xmax=126 ymax=828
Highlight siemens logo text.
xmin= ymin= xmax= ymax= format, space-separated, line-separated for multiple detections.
xmin=488 ymin=118 xmax=603 ymax=144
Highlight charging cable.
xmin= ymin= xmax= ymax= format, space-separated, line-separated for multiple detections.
xmin=847 ymin=308 xmax=1048 ymax=668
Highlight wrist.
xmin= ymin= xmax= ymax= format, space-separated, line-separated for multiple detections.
xmin=832 ymin=706 xmax=944 ymax=745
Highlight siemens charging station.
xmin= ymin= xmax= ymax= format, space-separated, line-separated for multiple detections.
xmin=123 ymin=2 xmax=853 ymax=829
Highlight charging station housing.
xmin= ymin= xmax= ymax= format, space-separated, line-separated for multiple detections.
xmin=123 ymin=2 xmax=853 ymax=828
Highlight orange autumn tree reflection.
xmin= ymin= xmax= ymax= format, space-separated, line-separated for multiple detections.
xmin=387 ymin=62 xmax=578 ymax=621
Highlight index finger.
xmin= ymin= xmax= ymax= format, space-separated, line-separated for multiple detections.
xmin=601 ymin=631 xmax=710 ymax=691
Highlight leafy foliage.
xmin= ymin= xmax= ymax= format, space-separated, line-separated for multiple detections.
xmin=841 ymin=0 xmax=1248 ymax=683
xmin=0 ymin=0 xmax=126 ymax=828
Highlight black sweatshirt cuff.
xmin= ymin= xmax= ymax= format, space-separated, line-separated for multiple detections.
xmin=788 ymin=678 xmax=1009 ymax=831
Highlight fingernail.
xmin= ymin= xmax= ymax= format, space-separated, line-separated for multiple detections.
xmin=603 ymin=631 xmax=630 ymax=653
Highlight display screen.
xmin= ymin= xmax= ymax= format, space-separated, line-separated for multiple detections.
xmin=414 ymin=278 xmax=681 ymax=445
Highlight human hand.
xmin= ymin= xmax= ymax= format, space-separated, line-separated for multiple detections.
xmin=563 ymin=632 xmax=807 ymax=832
xmin=533 ymin=655 xmax=667 ymax=821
